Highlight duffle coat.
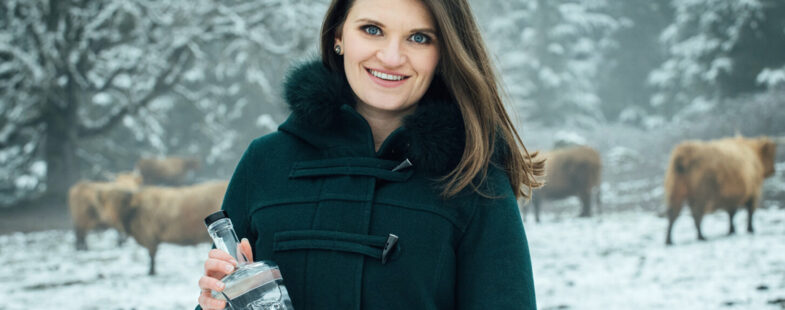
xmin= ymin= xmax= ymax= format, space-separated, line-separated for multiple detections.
xmin=199 ymin=60 xmax=536 ymax=309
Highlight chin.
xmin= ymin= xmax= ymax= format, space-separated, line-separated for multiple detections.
xmin=361 ymin=94 xmax=412 ymax=112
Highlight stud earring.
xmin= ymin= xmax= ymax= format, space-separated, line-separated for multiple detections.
xmin=334 ymin=44 xmax=342 ymax=55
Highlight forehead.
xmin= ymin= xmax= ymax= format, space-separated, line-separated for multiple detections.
xmin=346 ymin=0 xmax=435 ymax=29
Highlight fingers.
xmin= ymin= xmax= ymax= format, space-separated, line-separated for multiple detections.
xmin=199 ymin=275 xmax=226 ymax=292
xmin=204 ymin=257 xmax=236 ymax=278
xmin=239 ymin=238 xmax=253 ymax=263
xmin=208 ymin=248 xmax=236 ymax=262
xmin=199 ymin=249 xmax=236 ymax=310
xmin=198 ymin=289 xmax=226 ymax=310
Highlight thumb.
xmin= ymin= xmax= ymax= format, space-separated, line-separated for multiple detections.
xmin=239 ymin=238 xmax=253 ymax=263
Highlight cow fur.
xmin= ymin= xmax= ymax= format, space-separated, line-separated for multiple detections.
xmin=664 ymin=136 xmax=777 ymax=245
xmin=524 ymin=146 xmax=602 ymax=222
xmin=135 ymin=157 xmax=200 ymax=186
xmin=67 ymin=172 xmax=142 ymax=250
xmin=100 ymin=180 xmax=228 ymax=275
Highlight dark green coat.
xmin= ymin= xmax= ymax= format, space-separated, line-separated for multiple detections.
xmin=200 ymin=61 xmax=536 ymax=309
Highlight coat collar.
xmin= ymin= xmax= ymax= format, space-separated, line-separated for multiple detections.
xmin=278 ymin=60 xmax=465 ymax=175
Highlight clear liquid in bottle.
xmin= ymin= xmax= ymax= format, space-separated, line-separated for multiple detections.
xmin=205 ymin=211 xmax=294 ymax=310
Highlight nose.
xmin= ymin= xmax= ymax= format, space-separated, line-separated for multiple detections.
xmin=376 ymin=40 xmax=406 ymax=67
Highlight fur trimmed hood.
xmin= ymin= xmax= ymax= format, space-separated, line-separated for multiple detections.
xmin=278 ymin=60 xmax=466 ymax=175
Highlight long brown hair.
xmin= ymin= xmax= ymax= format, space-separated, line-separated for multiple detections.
xmin=320 ymin=0 xmax=544 ymax=199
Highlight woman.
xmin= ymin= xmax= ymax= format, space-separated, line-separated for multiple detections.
xmin=198 ymin=0 xmax=543 ymax=309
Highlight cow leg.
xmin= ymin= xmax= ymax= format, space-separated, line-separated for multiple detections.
xmin=746 ymin=197 xmax=757 ymax=233
xmin=533 ymin=196 xmax=542 ymax=223
xmin=595 ymin=187 xmax=602 ymax=216
xmin=578 ymin=191 xmax=591 ymax=218
xmin=148 ymin=245 xmax=158 ymax=276
xmin=665 ymin=206 xmax=680 ymax=245
xmin=690 ymin=203 xmax=707 ymax=241
xmin=75 ymin=227 xmax=87 ymax=251
xmin=726 ymin=208 xmax=736 ymax=235
xmin=116 ymin=232 xmax=127 ymax=247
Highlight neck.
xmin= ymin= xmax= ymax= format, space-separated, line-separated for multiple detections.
xmin=354 ymin=102 xmax=417 ymax=151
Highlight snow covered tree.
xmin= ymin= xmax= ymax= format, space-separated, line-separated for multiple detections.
xmin=0 ymin=0 xmax=326 ymax=206
xmin=77 ymin=0 xmax=325 ymax=181
xmin=476 ymin=0 xmax=624 ymax=127
xmin=649 ymin=0 xmax=785 ymax=119
xmin=597 ymin=1 xmax=672 ymax=124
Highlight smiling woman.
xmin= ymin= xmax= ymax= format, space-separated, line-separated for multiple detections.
xmin=196 ymin=0 xmax=543 ymax=309
xmin=335 ymin=0 xmax=440 ymax=145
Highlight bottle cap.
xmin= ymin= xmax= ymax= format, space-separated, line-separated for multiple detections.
xmin=204 ymin=210 xmax=229 ymax=227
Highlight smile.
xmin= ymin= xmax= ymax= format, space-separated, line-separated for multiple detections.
xmin=366 ymin=68 xmax=410 ymax=81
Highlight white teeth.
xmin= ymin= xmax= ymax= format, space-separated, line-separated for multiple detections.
xmin=369 ymin=69 xmax=405 ymax=81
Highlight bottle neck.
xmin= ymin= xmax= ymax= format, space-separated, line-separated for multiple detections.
xmin=207 ymin=219 xmax=249 ymax=264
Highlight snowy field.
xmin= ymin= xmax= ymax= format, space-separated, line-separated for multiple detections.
xmin=1 ymin=207 xmax=784 ymax=309
xmin=528 ymin=207 xmax=785 ymax=310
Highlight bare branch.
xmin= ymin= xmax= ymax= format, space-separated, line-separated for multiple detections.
xmin=77 ymin=45 xmax=193 ymax=138
xmin=19 ymin=114 xmax=45 ymax=128
xmin=0 ymin=118 xmax=43 ymax=148
xmin=96 ymin=67 xmax=134 ymax=92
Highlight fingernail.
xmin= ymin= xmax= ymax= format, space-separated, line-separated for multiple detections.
xmin=225 ymin=264 xmax=234 ymax=273
xmin=230 ymin=259 xmax=238 ymax=266
xmin=217 ymin=281 xmax=225 ymax=290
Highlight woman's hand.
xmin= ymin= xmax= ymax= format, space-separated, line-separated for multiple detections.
xmin=198 ymin=238 xmax=253 ymax=310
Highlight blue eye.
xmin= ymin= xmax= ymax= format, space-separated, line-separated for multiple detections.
xmin=363 ymin=25 xmax=381 ymax=36
xmin=410 ymin=33 xmax=430 ymax=44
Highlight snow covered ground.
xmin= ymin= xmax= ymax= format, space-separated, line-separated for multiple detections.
xmin=528 ymin=207 xmax=785 ymax=310
xmin=1 ymin=207 xmax=784 ymax=309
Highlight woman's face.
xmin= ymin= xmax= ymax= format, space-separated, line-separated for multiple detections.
xmin=336 ymin=0 xmax=440 ymax=120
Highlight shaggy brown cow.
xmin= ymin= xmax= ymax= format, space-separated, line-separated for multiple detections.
xmin=100 ymin=180 xmax=228 ymax=275
xmin=524 ymin=146 xmax=602 ymax=222
xmin=664 ymin=136 xmax=776 ymax=245
xmin=135 ymin=157 xmax=200 ymax=186
xmin=68 ymin=172 xmax=142 ymax=250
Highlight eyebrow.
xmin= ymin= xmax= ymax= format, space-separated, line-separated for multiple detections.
xmin=354 ymin=18 xmax=438 ymax=36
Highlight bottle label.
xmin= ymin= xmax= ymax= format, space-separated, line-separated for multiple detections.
xmin=223 ymin=265 xmax=284 ymax=299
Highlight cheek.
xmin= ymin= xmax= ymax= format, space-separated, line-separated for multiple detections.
xmin=414 ymin=50 xmax=440 ymax=79
xmin=343 ymin=35 xmax=377 ymax=63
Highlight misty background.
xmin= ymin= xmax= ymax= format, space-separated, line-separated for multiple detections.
xmin=2 ymin=0 xmax=785 ymax=309
xmin=2 ymin=0 xmax=785 ymax=208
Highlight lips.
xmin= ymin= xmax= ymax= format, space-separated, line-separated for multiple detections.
xmin=365 ymin=67 xmax=410 ymax=88
xmin=366 ymin=68 xmax=409 ymax=81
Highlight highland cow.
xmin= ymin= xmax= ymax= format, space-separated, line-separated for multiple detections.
xmin=100 ymin=180 xmax=228 ymax=275
xmin=664 ymin=136 xmax=776 ymax=245
xmin=67 ymin=172 xmax=142 ymax=250
xmin=525 ymin=146 xmax=602 ymax=222
xmin=135 ymin=157 xmax=200 ymax=186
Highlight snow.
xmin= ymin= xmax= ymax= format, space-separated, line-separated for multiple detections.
xmin=13 ymin=175 xmax=38 ymax=190
xmin=757 ymin=67 xmax=785 ymax=89
xmin=0 ymin=230 xmax=210 ymax=310
xmin=1 ymin=207 xmax=783 ymax=309
xmin=255 ymin=114 xmax=278 ymax=132
xmin=527 ymin=207 xmax=785 ymax=310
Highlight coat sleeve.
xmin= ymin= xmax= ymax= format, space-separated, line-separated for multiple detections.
xmin=195 ymin=139 xmax=259 ymax=310
xmin=455 ymin=175 xmax=537 ymax=309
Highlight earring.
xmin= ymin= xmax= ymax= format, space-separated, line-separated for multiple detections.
xmin=334 ymin=44 xmax=342 ymax=55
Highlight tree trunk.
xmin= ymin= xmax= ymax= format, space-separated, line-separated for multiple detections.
xmin=43 ymin=96 xmax=79 ymax=204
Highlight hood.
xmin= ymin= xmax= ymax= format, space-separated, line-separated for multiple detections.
xmin=278 ymin=60 xmax=466 ymax=175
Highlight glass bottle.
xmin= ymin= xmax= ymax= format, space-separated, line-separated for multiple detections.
xmin=205 ymin=210 xmax=294 ymax=310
